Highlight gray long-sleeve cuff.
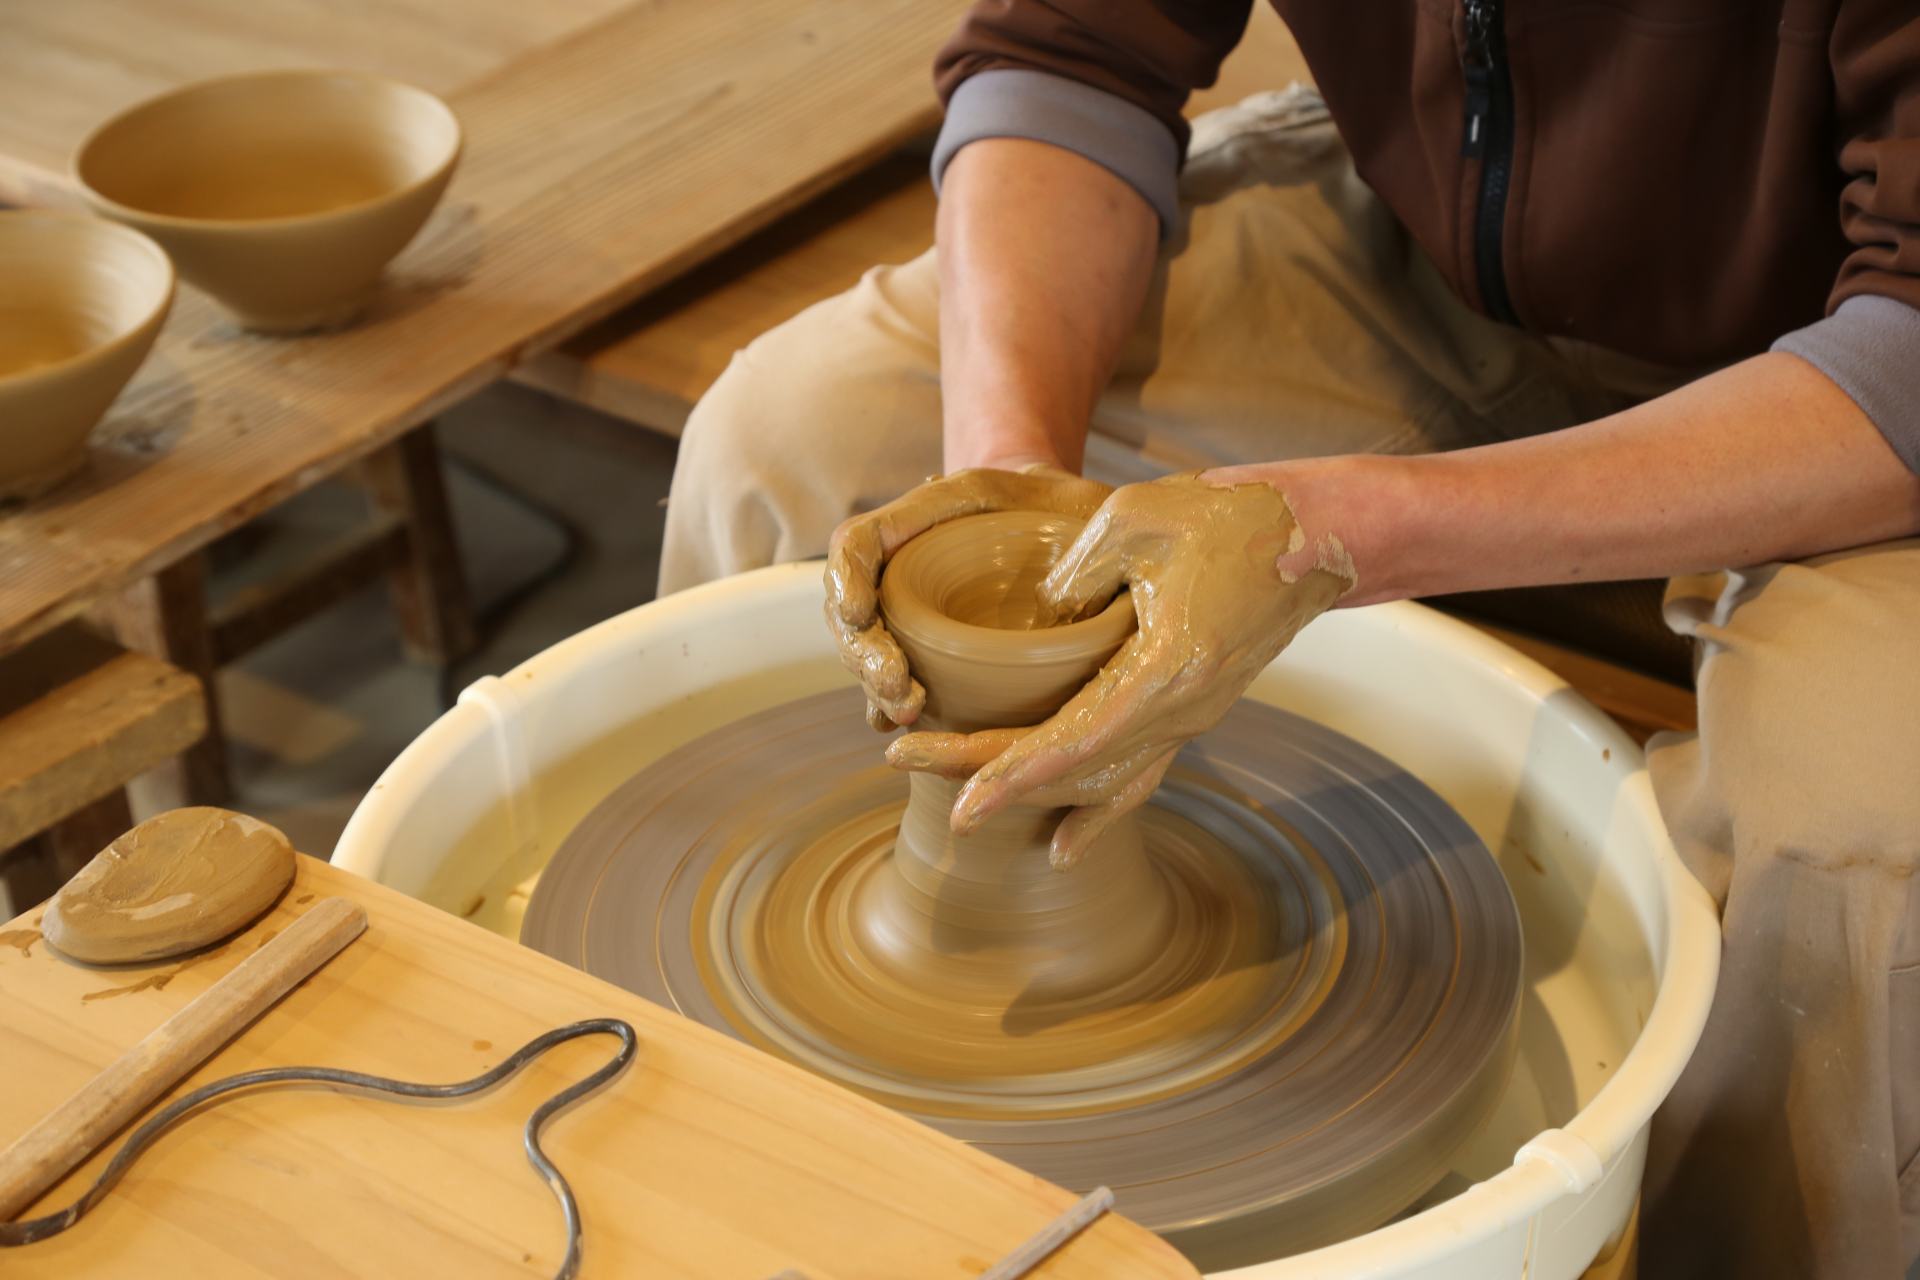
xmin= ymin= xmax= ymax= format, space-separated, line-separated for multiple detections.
xmin=1774 ymin=294 xmax=1920 ymax=474
xmin=931 ymin=69 xmax=1182 ymax=234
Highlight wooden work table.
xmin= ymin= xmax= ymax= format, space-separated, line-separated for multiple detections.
xmin=0 ymin=0 xmax=960 ymax=656
xmin=0 ymin=0 xmax=627 ymax=208
xmin=0 ymin=855 xmax=1197 ymax=1278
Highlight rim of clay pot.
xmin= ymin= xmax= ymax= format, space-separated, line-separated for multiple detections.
xmin=879 ymin=511 xmax=1136 ymax=664
xmin=0 ymin=210 xmax=175 ymax=393
xmin=70 ymin=69 xmax=463 ymax=232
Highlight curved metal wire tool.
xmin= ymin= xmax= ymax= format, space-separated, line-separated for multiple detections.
xmin=1 ymin=1017 xmax=639 ymax=1279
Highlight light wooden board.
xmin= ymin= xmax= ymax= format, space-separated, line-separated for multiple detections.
xmin=0 ymin=0 xmax=632 ymax=208
xmin=519 ymin=4 xmax=1311 ymax=433
xmin=0 ymin=625 xmax=204 ymax=850
xmin=0 ymin=855 xmax=1198 ymax=1278
xmin=0 ymin=0 xmax=963 ymax=655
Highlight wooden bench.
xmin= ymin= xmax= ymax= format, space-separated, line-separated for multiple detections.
xmin=0 ymin=624 xmax=206 ymax=913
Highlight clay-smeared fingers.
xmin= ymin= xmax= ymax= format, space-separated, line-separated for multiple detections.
xmin=949 ymin=643 xmax=1166 ymax=832
xmin=823 ymin=517 xmax=885 ymax=629
xmin=826 ymin=475 xmax=1048 ymax=628
xmin=823 ymin=497 xmax=948 ymax=632
xmin=1038 ymin=505 xmax=1130 ymax=624
xmin=1048 ymin=747 xmax=1177 ymax=870
xmin=826 ymin=466 xmax=1126 ymax=742
xmin=886 ymin=727 xmax=1029 ymax=778
xmin=821 ymin=598 xmax=925 ymax=725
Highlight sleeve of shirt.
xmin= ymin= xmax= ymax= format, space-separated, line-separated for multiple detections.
xmin=1783 ymin=5 xmax=1920 ymax=473
xmin=1773 ymin=296 xmax=1920 ymax=474
xmin=928 ymin=1 xmax=1252 ymax=234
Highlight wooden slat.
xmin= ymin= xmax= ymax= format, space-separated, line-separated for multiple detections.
xmin=0 ymin=855 xmax=1197 ymax=1279
xmin=523 ymin=4 xmax=1312 ymax=432
xmin=208 ymin=518 xmax=409 ymax=666
xmin=0 ymin=625 xmax=204 ymax=850
xmin=0 ymin=0 xmax=634 ymax=207
xmin=93 ymin=556 xmax=230 ymax=808
xmin=0 ymin=0 xmax=966 ymax=656
xmin=356 ymin=425 xmax=476 ymax=664
xmin=35 ymin=791 xmax=135 ymax=885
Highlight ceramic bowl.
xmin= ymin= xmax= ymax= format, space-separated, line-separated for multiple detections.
xmin=73 ymin=70 xmax=461 ymax=332
xmin=0 ymin=211 xmax=174 ymax=500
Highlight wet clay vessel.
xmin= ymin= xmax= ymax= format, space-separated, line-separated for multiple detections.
xmin=0 ymin=211 xmax=173 ymax=500
xmin=525 ymin=511 xmax=1525 ymax=1268
xmin=873 ymin=512 xmax=1161 ymax=1002
xmin=73 ymin=71 xmax=460 ymax=332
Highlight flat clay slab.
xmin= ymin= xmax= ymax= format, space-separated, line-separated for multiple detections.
xmin=42 ymin=807 xmax=294 ymax=964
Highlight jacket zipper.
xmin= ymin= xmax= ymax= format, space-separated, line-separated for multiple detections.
xmin=1460 ymin=0 xmax=1518 ymax=325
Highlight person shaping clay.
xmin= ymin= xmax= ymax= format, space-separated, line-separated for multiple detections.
xmin=659 ymin=5 xmax=1920 ymax=1277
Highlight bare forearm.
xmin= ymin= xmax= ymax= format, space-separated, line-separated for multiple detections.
xmin=1219 ymin=353 xmax=1920 ymax=604
xmin=937 ymin=139 xmax=1158 ymax=473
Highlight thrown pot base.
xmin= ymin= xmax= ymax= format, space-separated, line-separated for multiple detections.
xmin=0 ymin=449 xmax=86 ymax=502
xmin=229 ymin=291 xmax=373 ymax=335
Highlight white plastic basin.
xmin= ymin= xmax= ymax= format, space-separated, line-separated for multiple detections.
xmin=335 ymin=563 xmax=1718 ymax=1278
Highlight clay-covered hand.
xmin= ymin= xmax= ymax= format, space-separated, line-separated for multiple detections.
xmin=824 ymin=466 xmax=1112 ymax=730
xmin=887 ymin=472 xmax=1356 ymax=867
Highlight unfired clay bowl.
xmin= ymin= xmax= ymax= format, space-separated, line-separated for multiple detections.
xmin=72 ymin=71 xmax=461 ymax=332
xmin=0 ymin=211 xmax=173 ymax=500
xmin=879 ymin=510 xmax=1136 ymax=733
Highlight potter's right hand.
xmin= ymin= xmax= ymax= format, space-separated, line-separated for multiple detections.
xmin=887 ymin=472 xmax=1357 ymax=868
xmin=825 ymin=465 xmax=1112 ymax=730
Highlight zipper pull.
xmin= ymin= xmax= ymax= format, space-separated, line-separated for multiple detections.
xmin=1461 ymin=0 xmax=1493 ymax=157
xmin=1462 ymin=64 xmax=1490 ymax=156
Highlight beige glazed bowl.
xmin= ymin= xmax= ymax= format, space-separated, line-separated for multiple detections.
xmin=73 ymin=71 xmax=461 ymax=332
xmin=0 ymin=211 xmax=174 ymax=500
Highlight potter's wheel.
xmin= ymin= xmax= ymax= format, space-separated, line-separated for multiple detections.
xmin=524 ymin=687 xmax=1522 ymax=1265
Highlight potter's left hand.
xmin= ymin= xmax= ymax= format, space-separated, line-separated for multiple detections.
xmin=825 ymin=465 xmax=1112 ymax=731
xmin=887 ymin=472 xmax=1356 ymax=868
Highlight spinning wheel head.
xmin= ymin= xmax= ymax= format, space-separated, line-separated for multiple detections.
xmin=529 ymin=508 xmax=1522 ymax=1268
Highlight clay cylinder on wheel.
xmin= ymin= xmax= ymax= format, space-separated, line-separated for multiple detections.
xmin=871 ymin=511 xmax=1167 ymax=1003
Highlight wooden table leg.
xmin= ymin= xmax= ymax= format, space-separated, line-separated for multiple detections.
xmin=0 ymin=792 xmax=136 ymax=914
xmin=359 ymin=423 xmax=477 ymax=665
xmin=0 ymin=844 xmax=59 ymax=918
xmin=41 ymin=789 xmax=135 ymax=882
xmin=98 ymin=554 xmax=230 ymax=808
